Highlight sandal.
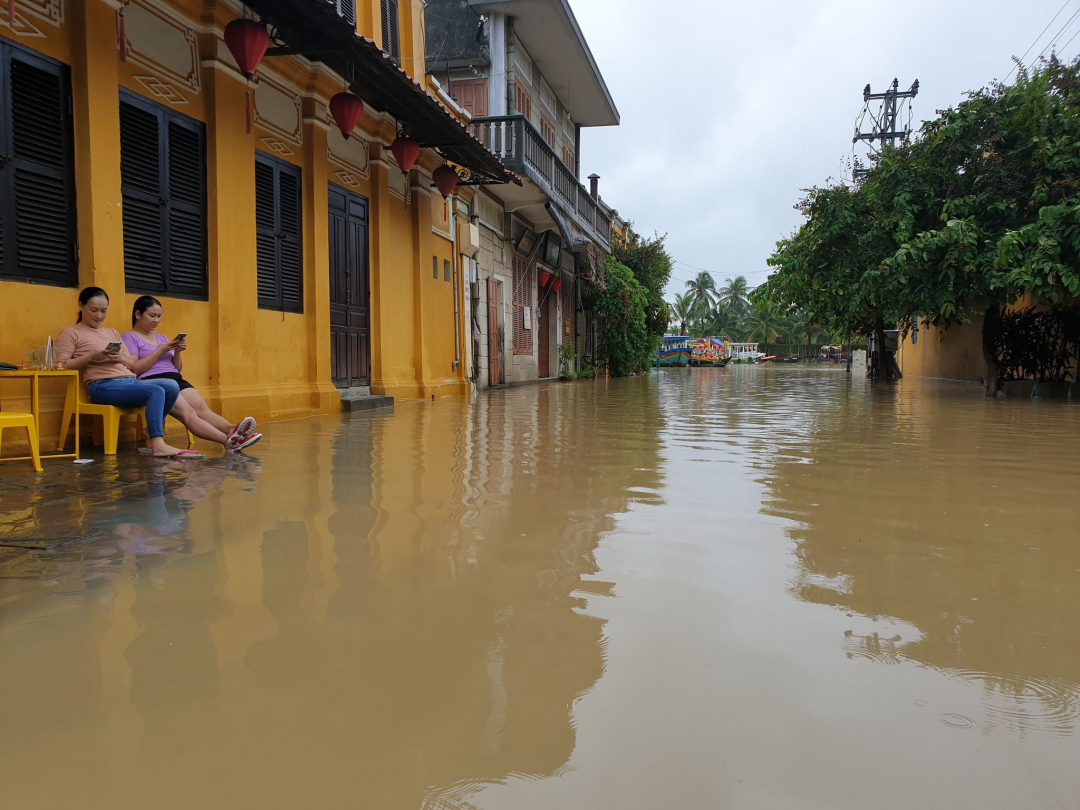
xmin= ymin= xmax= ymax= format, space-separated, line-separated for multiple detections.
xmin=167 ymin=449 xmax=205 ymax=460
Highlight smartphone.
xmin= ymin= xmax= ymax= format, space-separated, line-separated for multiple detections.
xmin=105 ymin=341 xmax=122 ymax=354
xmin=173 ymin=333 xmax=188 ymax=342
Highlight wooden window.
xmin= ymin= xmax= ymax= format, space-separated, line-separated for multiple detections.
xmin=432 ymin=255 xmax=438 ymax=279
xmin=514 ymin=82 xmax=532 ymax=120
xmin=561 ymin=144 xmax=575 ymax=171
xmin=539 ymin=117 xmax=556 ymax=147
xmin=119 ymin=90 xmax=207 ymax=298
xmin=512 ymin=252 xmax=532 ymax=355
xmin=0 ymin=41 xmax=77 ymax=287
xmin=255 ymin=152 xmax=303 ymax=313
xmin=335 ymin=0 xmax=356 ymax=28
xmin=450 ymin=79 xmax=488 ymax=117
xmin=562 ymin=275 xmax=574 ymax=345
xmin=380 ymin=0 xmax=400 ymax=63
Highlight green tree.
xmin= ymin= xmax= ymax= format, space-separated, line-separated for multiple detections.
xmin=593 ymin=257 xmax=652 ymax=376
xmin=684 ymin=271 xmax=717 ymax=332
xmin=613 ymin=231 xmax=674 ymax=347
xmin=670 ymin=293 xmax=694 ymax=336
xmin=719 ymin=276 xmax=752 ymax=311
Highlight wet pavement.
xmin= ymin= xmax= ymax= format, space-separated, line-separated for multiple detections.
xmin=1 ymin=367 xmax=1079 ymax=809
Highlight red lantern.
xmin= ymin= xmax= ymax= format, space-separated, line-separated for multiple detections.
xmin=538 ymin=269 xmax=552 ymax=287
xmin=224 ymin=19 xmax=270 ymax=80
xmin=550 ymin=277 xmax=563 ymax=293
xmin=329 ymin=92 xmax=364 ymax=139
xmin=390 ymin=136 xmax=420 ymax=174
xmin=432 ymin=165 xmax=459 ymax=197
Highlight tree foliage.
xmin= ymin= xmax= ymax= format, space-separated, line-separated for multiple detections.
xmin=756 ymin=56 xmax=1080 ymax=390
xmin=594 ymin=257 xmax=653 ymax=376
xmin=613 ymin=231 xmax=674 ymax=346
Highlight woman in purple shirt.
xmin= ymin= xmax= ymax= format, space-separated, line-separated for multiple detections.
xmin=123 ymin=296 xmax=262 ymax=454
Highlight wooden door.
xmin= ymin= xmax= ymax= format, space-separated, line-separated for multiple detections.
xmin=487 ymin=276 xmax=500 ymax=385
xmin=328 ymin=185 xmax=370 ymax=388
xmin=450 ymin=79 xmax=488 ymax=118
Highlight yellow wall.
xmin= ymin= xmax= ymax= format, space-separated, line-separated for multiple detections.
xmin=0 ymin=0 xmax=473 ymax=454
xmin=898 ymin=318 xmax=987 ymax=384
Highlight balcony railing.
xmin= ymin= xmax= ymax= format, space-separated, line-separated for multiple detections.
xmin=469 ymin=115 xmax=611 ymax=252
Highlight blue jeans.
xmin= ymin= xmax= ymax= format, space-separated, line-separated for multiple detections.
xmin=87 ymin=377 xmax=180 ymax=439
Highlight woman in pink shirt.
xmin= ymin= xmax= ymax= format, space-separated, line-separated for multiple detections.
xmin=122 ymin=296 xmax=262 ymax=454
xmin=55 ymin=288 xmax=198 ymax=459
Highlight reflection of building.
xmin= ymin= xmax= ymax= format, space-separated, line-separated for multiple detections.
xmin=0 ymin=0 xmax=519 ymax=444
xmin=425 ymin=0 xmax=624 ymax=386
xmin=760 ymin=382 xmax=1080 ymax=737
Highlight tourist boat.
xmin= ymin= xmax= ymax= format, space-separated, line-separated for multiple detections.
xmin=728 ymin=342 xmax=764 ymax=364
xmin=689 ymin=337 xmax=730 ymax=367
xmin=658 ymin=336 xmax=691 ymax=367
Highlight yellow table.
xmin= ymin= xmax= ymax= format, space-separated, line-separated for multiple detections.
xmin=0 ymin=370 xmax=80 ymax=461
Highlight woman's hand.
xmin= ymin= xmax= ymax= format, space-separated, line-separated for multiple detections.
xmin=171 ymin=339 xmax=187 ymax=353
xmin=91 ymin=347 xmax=119 ymax=363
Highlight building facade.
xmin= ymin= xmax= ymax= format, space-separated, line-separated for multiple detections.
xmin=426 ymin=0 xmax=620 ymax=387
xmin=0 ymin=0 xmax=515 ymax=441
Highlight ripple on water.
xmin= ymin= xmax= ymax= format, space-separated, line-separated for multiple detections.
xmin=950 ymin=670 xmax=1080 ymax=737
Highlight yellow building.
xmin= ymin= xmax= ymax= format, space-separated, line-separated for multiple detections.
xmin=0 ymin=0 xmax=516 ymax=442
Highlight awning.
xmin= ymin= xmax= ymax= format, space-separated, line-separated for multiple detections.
xmin=242 ymin=0 xmax=520 ymax=186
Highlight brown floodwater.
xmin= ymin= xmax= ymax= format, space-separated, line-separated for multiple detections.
xmin=1 ymin=367 xmax=1079 ymax=808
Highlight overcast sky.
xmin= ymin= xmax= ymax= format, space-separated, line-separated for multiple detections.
xmin=569 ymin=0 xmax=1079 ymax=303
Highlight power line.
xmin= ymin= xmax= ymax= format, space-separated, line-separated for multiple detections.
xmin=1007 ymin=0 xmax=1071 ymax=80
xmin=1038 ymin=6 xmax=1080 ymax=59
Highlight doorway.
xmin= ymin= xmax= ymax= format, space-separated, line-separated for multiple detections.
xmin=328 ymin=184 xmax=370 ymax=388
xmin=537 ymin=276 xmax=556 ymax=378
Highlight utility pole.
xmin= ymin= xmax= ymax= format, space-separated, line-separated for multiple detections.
xmin=852 ymin=78 xmax=919 ymax=180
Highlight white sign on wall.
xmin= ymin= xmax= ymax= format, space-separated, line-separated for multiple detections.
xmin=523 ymin=306 xmax=532 ymax=330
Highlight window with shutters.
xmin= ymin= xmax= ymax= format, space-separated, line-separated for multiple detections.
xmin=380 ymin=0 xmax=400 ymax=63
xmin=0 ymin=41 xmax=77 ymax=287
xmin=119 ymin=90 xmax=207 ymax=299
xmin=335 ymin=0 xmax=356 ymax=28
xmin=514 ymin=82 xmax=532 ymax=121
xmin=561 ymin=144 xmax=575 ymax=171
xmin=539 ymin=117 xmax=556 ymax=147
xmin=512 ymin=252 xmax=532 ymax=355
xmin=255 ymin=152 xmax=303 ymax=313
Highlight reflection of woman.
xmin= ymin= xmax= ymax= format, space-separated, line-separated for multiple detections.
xmin=122 ymin=296 xmax=262 ymax=454
xmin=55 ymin=287 xmax=198 ymax=459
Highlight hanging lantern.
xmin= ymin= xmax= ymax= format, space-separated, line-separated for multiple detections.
xmin=390 ymin=136 xmax=421 ymax=174
xmin=329 ymin=92 xmax=364 ymax=139
xmin=432 ymin=165 xmax=460 ymax=198
xmin=538 ymin=269 xmax=552 ymax=287
xmin=550 ymin=277 xmax=563 ymax=293
xmin=224 ymin=19 xmax=270 ymax=80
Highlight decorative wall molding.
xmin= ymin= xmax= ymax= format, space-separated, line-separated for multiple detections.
xmin=253 ymin=71 xmax=303 ymax=146
xmin=0 ymin=0 xmax=62 ymax=37
xmin=132 ymin=74 xmax=189 ymax=104
xmin=260 ymin=136 xmax=294 ymax=156
xmin=333 ymin=170 xmax=363 ymax=189
xmin=123 ymin=0 xmax=200 ymax=97
xmin=327 ymin=126 xmax=370 ymax=178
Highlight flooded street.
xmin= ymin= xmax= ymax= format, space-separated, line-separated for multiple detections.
xmin=2 ymin=367 xmax=1079 ymax=809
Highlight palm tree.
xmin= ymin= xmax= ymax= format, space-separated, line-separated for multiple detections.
xmin=706 ymin=300 xmax=739 ymax=338
xmin=684 ymin=271 xmax=717 ymax=333
xmin=744 ymin=302 xmax=783 ymax=352
xmin=670 ymin=293 xmax=694 ymax=336
xmin=719 ymin=275 xmax=751 ymax=312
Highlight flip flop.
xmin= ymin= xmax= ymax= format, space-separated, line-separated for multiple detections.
xmin=166 ymin=449 xmax=205 ymax=460
xmin=137 ymin=447 xmax=153 ymax=456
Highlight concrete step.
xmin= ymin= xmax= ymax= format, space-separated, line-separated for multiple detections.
xmin=341 ymin=394 xmax=394 ymax=414
xmin=337 ymin=385 xmax=371 ymax=398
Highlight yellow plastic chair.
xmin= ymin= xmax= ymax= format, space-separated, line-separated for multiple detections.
xmin=0 ymin=412 xmax=44 ymax=473
xmin=57 ymin=383 xmax=195 ymax=455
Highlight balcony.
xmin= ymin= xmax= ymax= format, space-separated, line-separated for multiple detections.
xmin=468 ymin=115 xmax=611 ymax=252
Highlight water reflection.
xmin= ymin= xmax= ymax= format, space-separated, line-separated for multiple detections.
xmin=759 ymin=374 xmax=1080 ymax=737
xmin=0 ymin=379 xmax=663 ymax=808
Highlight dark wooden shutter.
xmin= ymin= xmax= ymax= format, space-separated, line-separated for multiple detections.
xmin=381 ymin=0 xmax=400 ymax=62
xmin=0 ymin=42 xmax=77 ymax=286
xmin=119 ymin=90 xmax=206 ymax=298
xmin=512 ymin=252 xmax=532 ymax=355
xmin=255 ymin=152 xmax=303 ymax=313
xmin=336 ymin=0 xmax=356 ymax=27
